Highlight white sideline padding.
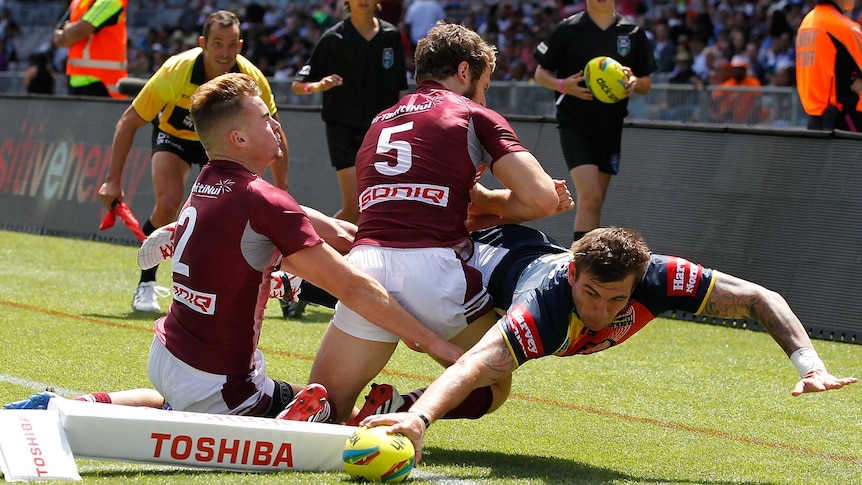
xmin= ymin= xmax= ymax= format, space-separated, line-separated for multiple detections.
xmin=51 ymin=399 xmax=355 ymax=472
xmin=0 ymin=410 xmax=81 ymax=482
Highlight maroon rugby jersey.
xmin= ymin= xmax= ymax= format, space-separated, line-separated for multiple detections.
xmin=354 ymin=81 xmax=528 ymax=249
xmin=154 ymin=160 xmax=323 ymax=376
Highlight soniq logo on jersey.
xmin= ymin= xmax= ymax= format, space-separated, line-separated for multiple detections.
xmin=358 ymin=183 xmax=449 ymax=210
xmin=173 ymin=282 xmax=216 ymax=314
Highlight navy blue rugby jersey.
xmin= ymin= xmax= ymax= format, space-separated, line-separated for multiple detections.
xmin=491 ymin=244 xmax=716 ymax=366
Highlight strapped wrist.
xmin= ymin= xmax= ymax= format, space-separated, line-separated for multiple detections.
xmin=557 ymin=78 xmax=564 ymax=93
xmin=304 ymin=83 xmax=312 ymax=94
xmin=789 ymin=348 xmax=826 ymax=378
xmin=408 ymin=409 xmax=431 ymax=429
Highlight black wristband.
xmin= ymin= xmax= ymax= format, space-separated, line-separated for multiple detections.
xmin=408 ymin=410 xmax=431 ymax=429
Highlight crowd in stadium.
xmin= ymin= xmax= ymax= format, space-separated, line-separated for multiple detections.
xmin=0 ymin=0 xmax=830 ymax=88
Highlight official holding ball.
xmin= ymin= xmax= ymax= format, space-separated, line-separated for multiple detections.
xmin=533 ymin=0 xmax=655 ymax=243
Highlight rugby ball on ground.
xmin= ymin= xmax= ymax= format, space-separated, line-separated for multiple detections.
xmin=584 ymin=56 xmax=629 ymax=104
xmin=343 ymin=426 xmax=414 ymax=482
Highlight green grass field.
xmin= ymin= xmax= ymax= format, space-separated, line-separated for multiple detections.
xmin=1 ymin=230 xmax=860 ymax=484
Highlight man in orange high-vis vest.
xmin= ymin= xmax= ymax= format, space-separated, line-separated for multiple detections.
xmin=796 ymin=0 xmax=862 ymax=131
xmin=53 ymin=0 xmax=128 ymax=98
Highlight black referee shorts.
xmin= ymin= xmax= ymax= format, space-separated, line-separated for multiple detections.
xmin=151 ymin=124 xmax=209 ymax=167
xmin=325 ymin=122 xmax=367 ymax=170
xmin=558 ymin=122 xmax=623 ymax=175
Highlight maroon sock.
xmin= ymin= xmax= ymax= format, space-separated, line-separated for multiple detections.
xmin=74 ymin=392 xmax=112 ymax=404
xmin=397 ymin=388 xmax=426 ymax=411
xmin=440 ymin=386 xmax=493 ymax=419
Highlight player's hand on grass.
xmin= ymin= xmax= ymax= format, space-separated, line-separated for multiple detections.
xmin=791 ymin=369 xmax=858 ymax=396
xmin=361 ymin=412 xmax=426 ymax=465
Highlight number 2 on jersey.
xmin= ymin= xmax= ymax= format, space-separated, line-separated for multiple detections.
xmin=172 ymin=206 xmax=197 ymax=277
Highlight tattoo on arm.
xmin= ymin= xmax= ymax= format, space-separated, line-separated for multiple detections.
xmin=704 ymin=272 xmax=810 ymax=354
xmin=478 ymin=339 xmax=517 ymax=385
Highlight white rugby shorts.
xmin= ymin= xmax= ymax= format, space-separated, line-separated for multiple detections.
xmin=332 ymin=245 xmax=490 ymax=342
xmin=148 ymin=337 xmax=273 ymax=415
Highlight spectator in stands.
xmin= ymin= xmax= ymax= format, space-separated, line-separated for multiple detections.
xmin=660 ymin=49 xmax=702 ymax=121
xmin=761 ymin=31 xmax=795 ymax=81
xmin=292 ymin=0 xmax=407 ymax=224
xmin=533 ymin=0 xmax=655 ymax=243
xmin=23 ymin=52 xmax=55 ymax=94
xmin=763 ymin=58 xmax=797 ymax=126
xmin=0 ymin=7 xmax=18 ymax=67
xmin=796 ymin=0 xmax=862 ymax=131
xmin=53 ymin=0 xmax=127 ymax=98
xmin=688 ymin=30 xmax=711 ymax=80
xmin=744 ymin=42 xmax=767 ymax=85
xmin=652 ymin=19 xmax=676 ymax=73
xmin=710 ymin=55 xmax=763 ymax=124
xmin=404 ymin=0 xmax=446 ymax=51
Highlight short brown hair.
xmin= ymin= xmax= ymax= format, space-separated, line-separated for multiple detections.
xmin=414 ymin=22 xmax=497 ymax=84
xmin=570 ymin=227 xmax=651 ymax=287
xmin=202 ymin=10 xmax=240 ymax=40
xmin=190 ymin=73 xmax=261 ymax=143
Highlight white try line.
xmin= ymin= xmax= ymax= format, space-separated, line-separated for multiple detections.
xmin=0 ymin=374 xmax=84 ymax=398
xmin=412 ymin=470 xmax=482 ymax=484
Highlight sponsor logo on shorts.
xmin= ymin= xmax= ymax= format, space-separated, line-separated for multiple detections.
xmin=358 ymin=183 xmax=449 ymax=210
xmin=666 ymin=256 xmax=701 ymax=296
xmin=155 ymin=132 xmax=185 ymax=152
xmin=173 ymin=282 xmax=216 ymax=314
xmin=505 ymin=303 xmax=543 ymax=359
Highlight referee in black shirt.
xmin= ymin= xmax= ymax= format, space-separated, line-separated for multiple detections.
xmin=534 ymin=0 xmax=655 ymax=243
xmin=294 ymin=0 xmax=408 ymax=224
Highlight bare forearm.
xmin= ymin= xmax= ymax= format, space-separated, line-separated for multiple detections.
xmin=413 ymin=333 xmax=516 ymax=422
xmin=54 ymin=20 xmax=94 ymax=48
xmin=534 ymin=65 xmax=557 ymax=91
xmin=471 ymin=185 xmax=555 ymax=223
xmin=703 ymin=272 xmax=813 ymax=356
xmin=106 ymin=123 xmax=136 ymax=182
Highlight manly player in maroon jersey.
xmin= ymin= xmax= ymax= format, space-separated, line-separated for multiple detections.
xmin=305 ymin=22 xmax=569 ymax=424
xmin=145 ymin=72 xmax=464 ymax=420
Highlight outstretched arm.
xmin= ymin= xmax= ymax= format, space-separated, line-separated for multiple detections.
xmin=703 ymin=271 xmax=857 ymax=395
xmin=361 ymin=327 xmax=517 ymax=463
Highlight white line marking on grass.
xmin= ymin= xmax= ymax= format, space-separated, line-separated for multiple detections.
xmin=411 ymin=469 xmax=481 ymax=484
xmin=0 ymin=374 xmax=84 ymax=397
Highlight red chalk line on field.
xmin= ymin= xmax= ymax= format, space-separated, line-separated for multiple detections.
xmin=2 ymin=299 xmax=859 ymax=466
